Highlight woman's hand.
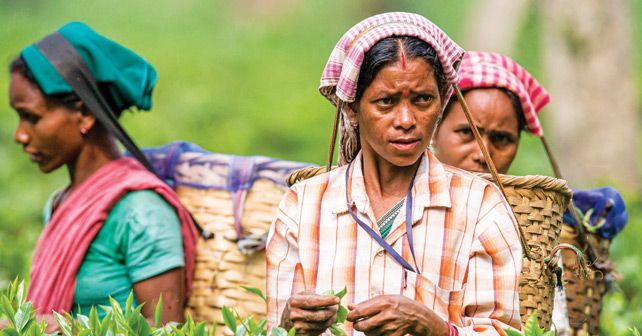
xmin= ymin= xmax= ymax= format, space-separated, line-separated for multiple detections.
xmin=280 ymin=290 xmax=340 ymax=335
xmin=347 ymin=295 xmax=449 ymax=336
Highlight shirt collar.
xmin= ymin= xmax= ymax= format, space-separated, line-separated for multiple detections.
xmin=333 ymin=150 xmax=452 ymax=214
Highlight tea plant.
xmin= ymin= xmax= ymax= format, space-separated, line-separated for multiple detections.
xmin=0 ymin=279 xmax=296 ymax=336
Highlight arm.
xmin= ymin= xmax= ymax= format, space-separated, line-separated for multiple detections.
xmin=266 ymin=188 xmax=339 ymax=335
xmin=123 ymin=191 xmax=187 ymax=324
xmin=134 ymin=267 xmax=185 ymax=324
xmin=458 ymin=187 xmax=523 ymax=335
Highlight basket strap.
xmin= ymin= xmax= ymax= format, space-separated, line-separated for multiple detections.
xmin=540 ymin=136 xmax=599 ymax=264
xmin=454 ymin=85 xmax=533 ymax=260
xmin=326 ymin=101 xmax=342 ymax=172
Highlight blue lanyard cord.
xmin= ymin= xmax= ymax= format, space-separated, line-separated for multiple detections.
xmin=344 ymin=162 xmax=421 ymax=274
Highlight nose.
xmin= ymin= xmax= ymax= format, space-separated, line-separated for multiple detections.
xmin=395 ymin=103 xmax=416 ymax=130
xmin=14 ymin=122 xmax=30 ymax=145
xmin=471 ymin=138 xmax=492 ymax=172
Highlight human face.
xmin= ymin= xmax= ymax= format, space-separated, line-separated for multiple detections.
xmin=351 ymin=58 xmax=442 ymax=169
xmin=9 ymin=72 xmax=85 ymax=173
xmin=432 ymin=88 xmax=520 ymax=173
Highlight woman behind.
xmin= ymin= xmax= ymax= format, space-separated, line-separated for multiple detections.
xmin=267 ymin=13 xmax=523 ymax=335
xmin=432 ymin=51 xmax=628 ymax=335
xmin=432 ymin=51 xmax=549 ymax=174
xmin=6 ymin=22 xmax=197 ymax=325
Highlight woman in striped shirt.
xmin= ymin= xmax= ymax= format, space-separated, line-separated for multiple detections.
xmin=267 ymin=13 xmax=523 ymax=336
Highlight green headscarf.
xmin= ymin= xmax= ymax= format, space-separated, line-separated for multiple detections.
xmin=20 ymin=21 xmax=157 ymax=112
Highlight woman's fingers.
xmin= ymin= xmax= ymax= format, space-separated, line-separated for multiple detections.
xmin=292 ymin=314 xmax=338 ymax=335
xmin=290 ymin=305 xmax=338 ymax=322
xmin=290 ymin=293 xmax=340 ymax=309
xmin=346 ymin=296 xmax=388 ymax=322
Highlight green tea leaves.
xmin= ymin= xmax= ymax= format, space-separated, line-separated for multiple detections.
xmin=240 ymin=286 xmax=267 ymax=303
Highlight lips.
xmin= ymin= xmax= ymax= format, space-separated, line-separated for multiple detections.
xmin=390 ymin=138 xmax=421 ymax=151
xmin=24 ymin=149 xmax=43 ymax=163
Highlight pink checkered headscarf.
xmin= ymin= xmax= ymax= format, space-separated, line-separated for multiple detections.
xmin=457 ymin=51 xmax=550 ymax=136
xmin=320 ymin=12 xmax=464 ymax=105
xmin=319 ymin=12 xmax=464 ymax=164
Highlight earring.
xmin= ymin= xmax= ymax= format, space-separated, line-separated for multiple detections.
xmin=80 ymin=127 xmax=88 ymax=135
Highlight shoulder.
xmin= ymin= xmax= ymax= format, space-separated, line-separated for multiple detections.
xmin=107 ymin=190 xmax=180 ymax=234
xmin=442 ymin=164 xmax=504 ymax=201
xmin=287 ymin=165 xmax=347 ymax=203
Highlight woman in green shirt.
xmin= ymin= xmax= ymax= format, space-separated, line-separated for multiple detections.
xmin=2 ymin=22 xmax=197 ymax=329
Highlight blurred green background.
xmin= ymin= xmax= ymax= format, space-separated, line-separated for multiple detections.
xmin=0 ymin=0 xmax=640 ymax=334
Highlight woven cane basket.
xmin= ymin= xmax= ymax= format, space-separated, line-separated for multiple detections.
xmin=141 ymin=142 xmax=310 ymax=334
xmin=181 ymin=180 xmax=286 ymax=329
xmin=559 ymin=225 xmax=611 ymax=336
xmin=476 ymin=173 xmax=572 ymax=330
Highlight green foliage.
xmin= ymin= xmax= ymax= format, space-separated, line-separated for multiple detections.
xmin=504 ymin=313 xmax=554 ymax=336
xmin=0 ymin=279 xmax=290 ymax=336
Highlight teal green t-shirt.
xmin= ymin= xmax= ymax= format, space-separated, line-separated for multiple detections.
xmin=43 ymin=190 xmax=185 ymax=318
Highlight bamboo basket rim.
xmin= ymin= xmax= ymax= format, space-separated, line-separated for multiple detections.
xmin=473 ymin=172 xmax=572 ymax=198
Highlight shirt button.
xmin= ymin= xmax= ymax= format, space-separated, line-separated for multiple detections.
xmin=377 ymin=251 xmax=384 ymax=257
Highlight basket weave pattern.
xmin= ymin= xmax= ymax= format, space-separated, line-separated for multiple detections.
xmin=559 ymin=225 xmax=610 ymax=336
xmin=477 ymin=174 xmax=572 ymax=330
xmin=182 ymin=180 xmax=286 ymax=332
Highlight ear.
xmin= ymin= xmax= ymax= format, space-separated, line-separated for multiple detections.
xmin=344 ymin=102 xmax=359 ymax=126
xmin=74 ymin=101 xmax=97 ymax=134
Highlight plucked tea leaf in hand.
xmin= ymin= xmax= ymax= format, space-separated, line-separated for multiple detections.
xmin=329 ymin=324 xmax=348 ymax=336
xmin=336 ymin=305 xmax=348 ymax=325
xmin=335 ymin=287 xmax=347 ymax=300
xmin=287 ymin=327 xmax=296 ymax=336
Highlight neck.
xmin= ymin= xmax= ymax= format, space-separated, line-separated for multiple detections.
xmin=67 ymin=134 xmax=121 ymax=191
xmin=360 ymin=151 xmax=421 ymax=201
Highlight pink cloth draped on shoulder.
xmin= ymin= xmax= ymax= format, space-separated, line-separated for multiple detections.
xmin=27 ymin=157 xmax=197 ymax=315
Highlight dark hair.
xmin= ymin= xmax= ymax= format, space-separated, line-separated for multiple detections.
xmin=354 ymin=36 xmax=447 ymax=104
xmin=442 ymin=88 xmax=526 ymax=134
xmin=9 ymin=56 xmax=122 ymax=116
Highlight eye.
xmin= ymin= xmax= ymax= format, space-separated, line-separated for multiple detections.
xmin=18 ymin=110 xmax=41 ymax=124
xmin=374 ymin=97 xmax=395 ymax=108
xmin=455 ymin=127 xmax=473 ymax=136
xmin=490 ymin=132 xmax=516 ymax=146
xmin=414 ymin=94 xmax=434 ymax=104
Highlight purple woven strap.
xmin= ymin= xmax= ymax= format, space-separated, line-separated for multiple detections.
xmin=228 ymin=156 xmax=258 ymax=239
xmin=344 ymin=162 xmax=420 ymax=274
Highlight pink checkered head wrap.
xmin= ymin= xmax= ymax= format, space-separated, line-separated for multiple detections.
xmin=319 ymin=12 xmax=464 ymax=164
xmin=320 ymin=12 xmax=464 ymax=104
xmin=457 ymin=51 xmax=550 ymax=136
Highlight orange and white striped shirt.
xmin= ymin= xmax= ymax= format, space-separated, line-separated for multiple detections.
xmin=266 ymin=151 xmax=522 ymax=335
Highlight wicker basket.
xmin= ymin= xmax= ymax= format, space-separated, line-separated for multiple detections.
xmin=559 ymin=224 xmax=611 ymax=336
xmin=141 ymin=142 xmax=310 ymax=334
xmin=181 ymin=180 xmax=286 ymax=329
xmin=475 ymin=173 xmax=572 ymax=329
